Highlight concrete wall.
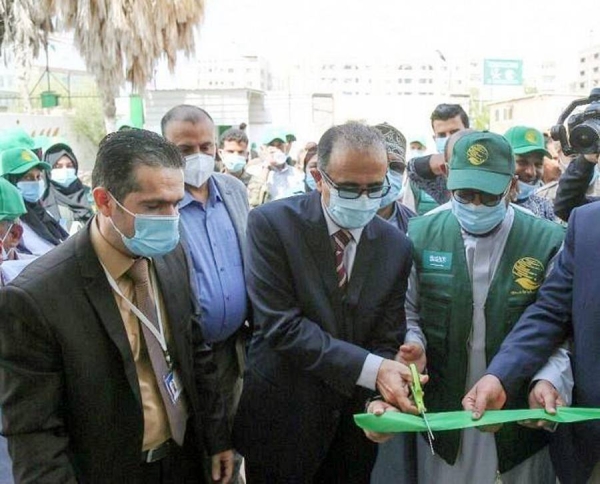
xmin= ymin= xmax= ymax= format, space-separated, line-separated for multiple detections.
xmin=0 ymin=112 xmax=98 ymax=172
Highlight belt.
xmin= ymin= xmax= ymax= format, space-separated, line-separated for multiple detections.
xmin=141 ymin=439 xmax=173 ymax=463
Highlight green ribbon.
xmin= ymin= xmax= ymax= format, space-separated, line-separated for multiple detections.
xmin=354 ymin=408 xmax=600 ymax=433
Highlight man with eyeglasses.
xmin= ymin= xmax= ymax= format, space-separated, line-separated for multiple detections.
xmin=233 ymin=122 xmax=420 ymax=483
xmin=369 ymin=131 xmax=571 ymax=482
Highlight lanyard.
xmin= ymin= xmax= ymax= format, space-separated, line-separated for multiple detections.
xmin=101 ymin=262 xmax=169 ymax=355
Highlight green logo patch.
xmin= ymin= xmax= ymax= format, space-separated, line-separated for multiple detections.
xmin=423 ymin=250 xmax=453 ymax=271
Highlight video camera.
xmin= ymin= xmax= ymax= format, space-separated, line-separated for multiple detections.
xmin=551 ymin=88 xmax=600 ymax=155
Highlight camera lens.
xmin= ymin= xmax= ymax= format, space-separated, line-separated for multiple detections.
xmin=571 ymin=121 xmax=600 ymax=153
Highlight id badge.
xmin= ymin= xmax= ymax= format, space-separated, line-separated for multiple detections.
xmin=163 ymin=370 xmax=183 ymax=405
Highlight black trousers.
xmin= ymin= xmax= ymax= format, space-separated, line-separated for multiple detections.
xmin=245 ymin=408 xmax=377 ymax=484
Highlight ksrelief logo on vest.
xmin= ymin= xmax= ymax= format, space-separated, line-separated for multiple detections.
xmin=512 ymin=257 xmax=545 ymax=291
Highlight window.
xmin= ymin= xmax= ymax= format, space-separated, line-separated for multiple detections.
xmin=581 ymin=71 xmax=586 ymax=76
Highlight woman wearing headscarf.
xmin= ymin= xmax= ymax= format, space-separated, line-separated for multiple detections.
xmin=299 ymin=142 xmax=318 ymax=192
xmin=0 ymin=147 xmax=68 ymax=255
xmin=42 ymin=141 xmax=94 ymax=234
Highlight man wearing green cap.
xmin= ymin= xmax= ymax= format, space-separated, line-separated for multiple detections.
xmin=0 ymin=147 xmax=68 ymax=255
xmin=503 ymin=126 xmax=555 ymax=220
xmin=0 ymin=177 xmax=36 ymax=285
xmin=246 ymin=129 xmax=304 ymax=207
xmin=373 ymin=131 xmax=571 ymax=482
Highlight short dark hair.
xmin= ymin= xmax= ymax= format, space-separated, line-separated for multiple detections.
xmin=431 ymin=103 xmax=470 ymax=129
xmin=92 ymin=129 xmax=183 ymax=202
xmin=317 ymin=122 xmax=386 ymax=170
xmin=160 ymin=104 xmax=214 ymax=136
xmin=219 ymin=128 xmax=249 ymax=148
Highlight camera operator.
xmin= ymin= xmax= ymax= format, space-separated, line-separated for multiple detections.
xmin=554 ymin=152 xmax=600 ymax=222
xmin=552 ymin=88 xmax=600 ymax=222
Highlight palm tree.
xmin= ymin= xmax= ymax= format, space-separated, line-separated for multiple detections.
xmin=1 ymin=0 xmax=205 ymax=131
xmin=0 ymin=0 xmax=53 ymax=111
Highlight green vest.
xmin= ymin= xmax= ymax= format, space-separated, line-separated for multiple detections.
xmin=411 ymin=181 xmax=440 ymax=215
xmin=408 ymin=207 xmax=565 ymax=473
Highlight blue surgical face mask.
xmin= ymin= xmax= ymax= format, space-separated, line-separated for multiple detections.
xmin=380 ymin=171 xmax=403 ymax=208
xmin=516 ymin=180 xmax=542 ymax=201
xmin=325 ymin=188 xmax=381 ymax=229
xmin=17 ymin=179 xmax=46 ymax=203
xmin=109 ymin=194 xmax=180 ymax=257
xmin=451 ymin=197 xmax=507 ymax=235
xmin=51 ymin=167 xmax=78 ymax=187
xmin=222 ymin=153 xmax=247 ymax=173
xmin=305 ymin=171 xmax=317 ymax=191
xmin=435 ymin=136 xmax=448 ymax=154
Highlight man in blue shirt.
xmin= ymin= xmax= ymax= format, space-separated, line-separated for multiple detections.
xmin=161 ymin=105 xmax=249 ymax=483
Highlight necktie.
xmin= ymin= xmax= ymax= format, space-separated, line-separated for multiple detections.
xmin=332 ymin=229 xmax=352 ymax=290
xmin=127 ymin=258 xmax=188 ymax=446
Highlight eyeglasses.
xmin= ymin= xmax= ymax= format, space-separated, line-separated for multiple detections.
xmin=319 ymin=169 xmax=391 ymax=199
xmin=452 ymin=186 xmax=509 ymax=207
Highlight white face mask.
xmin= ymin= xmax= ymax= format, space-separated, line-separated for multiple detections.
xmin=184 ymin=153 xmax=215 ymax=187
xmin=270 ymin=150 xmax=288 ymax=166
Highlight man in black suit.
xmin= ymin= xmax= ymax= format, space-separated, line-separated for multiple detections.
xmin=0 ymin=129 xmax=233 ymax=483
xmin=234 ymin=122 xmax=422 ymax=483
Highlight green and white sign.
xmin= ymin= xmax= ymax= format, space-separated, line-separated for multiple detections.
xmin=483 ymin=59 xmax=523 ymax=86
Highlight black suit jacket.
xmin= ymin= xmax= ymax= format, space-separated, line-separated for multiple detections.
xmin=233 ymin=191 xmax=413 ymax=477
xmin=0 ymin=222 xmax=229 ymax=483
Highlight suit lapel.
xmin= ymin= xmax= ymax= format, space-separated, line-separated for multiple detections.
xmin=75 ymin=226 xmax=142 ymax=406
xmin=303 ymin=192 xmax=341 ymax=300
xmin=213 ymin=175 xmax=247 ymax=257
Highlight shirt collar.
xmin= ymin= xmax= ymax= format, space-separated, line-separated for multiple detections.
xmin=90 ymin=216 xmax=136 ymax=280
xmin=179 ymin=176 xmax=222 ymax=209
xmin=321 ymin=200 xmax=364 ymax=243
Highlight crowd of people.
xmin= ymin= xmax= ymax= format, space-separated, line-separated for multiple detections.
xmin=0 ymin=101 xmax=598 ymax=483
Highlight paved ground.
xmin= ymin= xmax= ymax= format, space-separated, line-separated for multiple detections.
xmin=0 ymin=410 xmax=13 ymax=484
xmin=0 ymin=436 xmax=12 ymax=484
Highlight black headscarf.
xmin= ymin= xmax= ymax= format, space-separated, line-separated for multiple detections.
xmin=43 ymin=147 xmax=94 ymax=224
xmin=21 ymin=200 xmax=69 ymax=246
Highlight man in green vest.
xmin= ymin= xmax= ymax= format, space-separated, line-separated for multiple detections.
xmin=382 ymin=131 xmax=572 ymax=482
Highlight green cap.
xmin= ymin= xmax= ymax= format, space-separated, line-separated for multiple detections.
xmin=447 ymin=131 xmax=515 ymax=195
xmin=262 ymin=127 xmax=289 ymax=146
xmin=0 ymin=148 xmax=51 ymax=178
xmin=0 ymin=128 xmax=35 ymax=153
xmin=503 ymin=126 xmax=550 ymax=157
xmin=0 ymin=177 xmax=26 ymax=221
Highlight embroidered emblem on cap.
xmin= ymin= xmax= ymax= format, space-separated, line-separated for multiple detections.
xmin=20 ymin=150 xmax=33 ymax=162
xmin=467 ymin=144 xmax=488 ymax=166
xmin=525 ymin=130 xmax=538 ymax=144
xmin=512 ymin=257 xmax=545 ymax=291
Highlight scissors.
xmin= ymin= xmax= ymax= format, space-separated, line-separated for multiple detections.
xmin=409 ymin=363 xmax=435 ymax=455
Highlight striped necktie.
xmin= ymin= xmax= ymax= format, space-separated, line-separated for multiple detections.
xmin=332 ymin=229 xmax=352 ymax=290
